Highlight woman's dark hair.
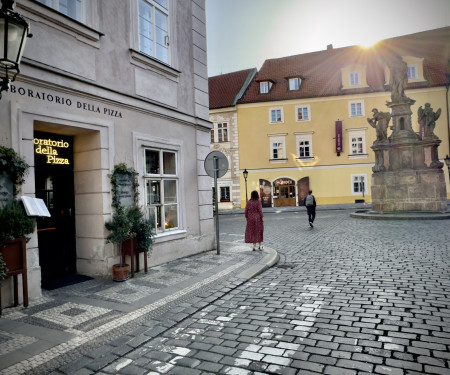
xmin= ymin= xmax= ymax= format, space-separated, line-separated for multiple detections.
xmin=250 ymin=190 xmax=259 ymax=200
xmin=309 ymin=190 xmax=313 ymax=194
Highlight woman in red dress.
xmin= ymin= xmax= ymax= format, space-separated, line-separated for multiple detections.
xmin=245 ymin=190 xmax=264 ymax=251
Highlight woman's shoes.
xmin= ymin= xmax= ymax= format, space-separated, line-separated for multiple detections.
xmin=258 ymin=246 xmax=263 ymax=251
xmin=252 ymin=247 xmax=256 ymax=251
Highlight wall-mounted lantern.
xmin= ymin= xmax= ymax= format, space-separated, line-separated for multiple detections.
xmin=0 ymin=0 xmax=32 ymax=98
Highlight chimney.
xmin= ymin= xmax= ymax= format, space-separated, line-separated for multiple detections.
xmin=327 ymin=44 xmax=333 ymax=50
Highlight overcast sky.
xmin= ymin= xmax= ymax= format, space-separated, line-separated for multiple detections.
xmin=205 ymin=0 xmax=450 ymax=77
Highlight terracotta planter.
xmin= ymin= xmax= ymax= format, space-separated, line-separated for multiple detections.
xmin=112 ymin=263 xmax=130 ymax=282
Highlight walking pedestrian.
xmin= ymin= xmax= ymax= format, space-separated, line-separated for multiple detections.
xmin=304 ymin=190 xmax=316 ymax=227
xmin=245 ymin=190 xmax=264 ymax=251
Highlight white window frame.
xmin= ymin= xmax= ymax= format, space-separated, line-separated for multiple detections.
xmin=144 ymin=147 xmax=180 ymax=235
xmin=349 ymin=100 xmax=364 ymax=117
xmin=348 ymin=129 xmax=367 ymax=157
xmin=296 ymin=133 xmax=313 ymax=159
xmin=210 ymin=123 xmax=229 ymax=143
xmin=138 ymin=0 xmax=171 ymax=64
xmin=269 ymin=135 xmax=287 ymax=162
xmin=407 ymin=64 xmax=418 ymax=79
xmin=269 ymin=107 xmax=284 ymax=124
xmin=36 ymin=0 xmax=86 ymax=22
xmin=260 ymin=81 xmax=269 ymax=94
xmin=295 ymin=105 xmax=311 ymax=122
xmin=289 ymin=78 xmax=300 ymax=91
xmin=217 ymin=122 xmax=229 ymax=142
xmin=351 ymin=174 xmax=368 ymax=195
xmin=349 ymin=71 xmax=361 ymax=86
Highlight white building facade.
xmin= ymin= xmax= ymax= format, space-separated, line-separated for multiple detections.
xmin=0 ymin=0 xmax=214 ymax=305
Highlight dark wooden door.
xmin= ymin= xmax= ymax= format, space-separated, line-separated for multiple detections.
xmin=297 ymin=177 xmax=310 ymax=206
xmin=34 ymin=131 xmax=76 ymax=289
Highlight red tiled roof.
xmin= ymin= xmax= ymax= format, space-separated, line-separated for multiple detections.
xmin=239 ymin=27 xmax=450 ymax=104
xmin=209 ymin=68 xmax=257 ymax=109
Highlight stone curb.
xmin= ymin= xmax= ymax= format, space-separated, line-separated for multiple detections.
xmin=350 ymin=210 xmax=450 ymax=220
xmin=235 ymin=245 xmax=280 ymax=280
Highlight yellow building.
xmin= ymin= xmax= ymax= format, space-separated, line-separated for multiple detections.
xmin=236 ymin=27 xmax=450 ymax=207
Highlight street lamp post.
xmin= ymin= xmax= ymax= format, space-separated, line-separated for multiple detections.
xmin=0 ymin=0 xmax=32 ymax=99
xmin=243 ymin=169 xmax=248 ymax=203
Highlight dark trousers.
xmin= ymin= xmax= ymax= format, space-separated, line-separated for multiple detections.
xmin=306 ymin=206 xmax=316 ymax=223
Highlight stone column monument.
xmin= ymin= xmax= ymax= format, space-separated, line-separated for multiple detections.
xmin=370 ymin=56 xmax=447 ymax=212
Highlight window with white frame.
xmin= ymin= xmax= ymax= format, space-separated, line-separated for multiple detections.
xmin=220 ymin=186 xmax=230 ymax=202
xmin=270 ymin=108 xmax=283 ymax=123
xmin=269 ymin=136 xmax=286 ymax=160
xmin=349 ymin=72 xmax=361 ymax=86
xmin=217 ymin=123 xmax=228 ymax=142
xmin=211 ymin=123 xmax=229 ymax=143
xmin=296 ymin=105 xmax=310 ymax=121
xmin=348 ymin=130 xmax=366 ymax=155
xmin=37 ymin=0 xmax=84 ymax=22
xmin=407 ymin=64 xmax=418 ymax=79
xmin=296 ymin=134 xmax=313 ymax=158
xmin=349 ymin=100 xmax=364 ymax=117
xmin=289 ymin=78 xmax=300 ymax=91
xmin=138 ymin=0 xmax=170 ymax=64
xmin=260 ymin=81 xmax=272 ymax=94
xmin=145 ymin=148 xmax=178 ymax=233
xmin=351 ymin=174 xmax=367 ymax=195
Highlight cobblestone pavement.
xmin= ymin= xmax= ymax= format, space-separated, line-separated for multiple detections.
xmin=2 ymin=209 xmax=450 ymax=374
xmin=0 ymin=242 xmax=274 ymax=375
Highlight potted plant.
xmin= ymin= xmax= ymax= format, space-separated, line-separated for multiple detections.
xmin=0 ymin=200 xmax=34 ymax=289
xmin=105 ymin=206 xmax=133 ymax=281
xmin=0 ymin=146 xmax=34 ymax=288
xmin=105 ymin=163 xmax=153 ymax=280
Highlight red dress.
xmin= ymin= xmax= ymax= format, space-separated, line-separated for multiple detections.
xmin=245 ymin=199 xmax=264 ymax=243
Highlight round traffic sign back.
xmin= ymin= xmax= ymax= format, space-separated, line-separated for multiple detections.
xmin=204 ymin=151 xmax=229 ymax=178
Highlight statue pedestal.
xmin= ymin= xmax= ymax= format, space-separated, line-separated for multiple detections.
xmin=371 ymin=138 xmax=447 ymax=213
xmin=372 ymin=169 xmax=447 ymax=212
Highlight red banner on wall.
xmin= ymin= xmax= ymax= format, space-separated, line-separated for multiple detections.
xmin=335 ymin=121 xmax=343 ymax=154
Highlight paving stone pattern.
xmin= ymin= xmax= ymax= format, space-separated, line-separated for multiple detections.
xmin=70 ymin=211 xmax=449 ymax=374
xmin=2 ymin=210 xmax=450 ymax=374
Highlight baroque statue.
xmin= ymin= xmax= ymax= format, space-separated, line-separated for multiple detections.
xmin=388 ymin=56 xmax=410 ymax=102
xmin=367 ymin=108 xmax=391 ymax=142
xmin=418 ymin=103 xmax=441 ymax=138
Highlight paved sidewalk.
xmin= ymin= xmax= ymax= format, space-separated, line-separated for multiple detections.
xmin=0 ymin=243 xmax=279 ymax=375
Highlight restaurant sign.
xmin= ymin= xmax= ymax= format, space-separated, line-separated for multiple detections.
xmin=34 ymin=137 xmax=70 ymax=165
xmin=9 ymin=84 xmax=123 ymax=118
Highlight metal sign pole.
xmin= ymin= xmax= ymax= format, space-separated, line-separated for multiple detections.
xmin=213 ymin=156 xmax=220 ymax=255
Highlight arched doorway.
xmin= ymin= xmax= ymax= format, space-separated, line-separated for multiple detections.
xmin=273 ymin=178 xmax=296 ymax=207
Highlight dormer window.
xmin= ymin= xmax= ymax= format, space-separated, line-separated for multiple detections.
xmin=341 ymin=65 xmax=367 ymax=89
xmin=289 ymin=77 xmax=300 ymax=91
xmin=349 ymin=72 xmax=361 ymax=86
xmin=260 ymin=81 xmax=274 ymax=94
xmin=385 ymin=56 xmax=426 ymax=85
xmin=407 ymin=65 xmax=418 ymax=79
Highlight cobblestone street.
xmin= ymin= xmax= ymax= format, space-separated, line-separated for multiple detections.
xmin=1 ymin=209 xmax=449 ymax=374
xmin=84 ymin=210 xmax=450 ymax=374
